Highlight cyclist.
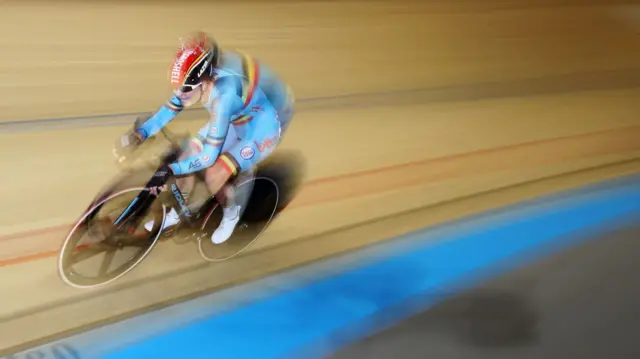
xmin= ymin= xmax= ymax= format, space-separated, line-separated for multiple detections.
xmin=113 ymin=31 xmax=294 ymax=244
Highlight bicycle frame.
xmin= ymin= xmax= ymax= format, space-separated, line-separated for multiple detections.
xmin=110 ymin=168 xmax=177 ymax=232
xmin=110 ymin=128 xmax=212 ymax=233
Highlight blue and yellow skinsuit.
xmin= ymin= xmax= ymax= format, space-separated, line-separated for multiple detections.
xmin=135 ymin=50 xmax=294 ymax=177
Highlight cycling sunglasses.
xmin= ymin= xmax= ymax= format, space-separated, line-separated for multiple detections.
xmin=176 ymin=82 xmax=202 ymax=94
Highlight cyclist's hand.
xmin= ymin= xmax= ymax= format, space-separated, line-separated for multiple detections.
xmin=113 ymin=129 xmax=143 ymax=164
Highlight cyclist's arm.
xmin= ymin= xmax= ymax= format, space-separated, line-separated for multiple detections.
xmin=169 ymin=77 xmax=243 ymax=176
xmin=135 ymin=94 xmax=184 ymax=140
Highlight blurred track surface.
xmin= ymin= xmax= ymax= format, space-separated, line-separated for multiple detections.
xmin=1 ymin=0 xmax=640 ymax=355
xmin=330 ymin=224 xmax=640 ymax=359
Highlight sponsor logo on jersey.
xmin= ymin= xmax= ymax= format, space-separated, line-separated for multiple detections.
xmin=254 ymin=135 xmax=279 ymax=153
xmin=240 ymin=146 xmax=255 ymax=160
xmin=188 ymin=158 xmax=202 ymax=170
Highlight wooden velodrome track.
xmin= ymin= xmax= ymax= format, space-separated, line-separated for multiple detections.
xmin=1 ymin=0 xmax=640 ymax=354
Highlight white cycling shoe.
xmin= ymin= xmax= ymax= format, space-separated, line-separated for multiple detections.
xmin=143 ymin=204 xmax=241 ymax=245
xmin=211 ymin=204 xmax=241 ymax=244
xmin=144 ymin=207 xmax=180 ymax=232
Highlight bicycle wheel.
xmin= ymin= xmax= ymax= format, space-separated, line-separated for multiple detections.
xmin=57 ymin=187 xmax=166 ymax=289
xmin=197 ymin=176 xmax=280 ymax=262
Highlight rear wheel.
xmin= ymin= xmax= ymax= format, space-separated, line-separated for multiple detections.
xmin=57 ymin=187 xmax=166 ymax=289
xmin=197 ymin=176 xmax=280 ymax=262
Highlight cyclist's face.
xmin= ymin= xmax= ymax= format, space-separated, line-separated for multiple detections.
xmin=175 ymin=85 xmax=203 ymax=107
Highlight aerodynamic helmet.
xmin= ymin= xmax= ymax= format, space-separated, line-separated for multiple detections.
xmin=168 ymin=31 xmax=220 ymax=93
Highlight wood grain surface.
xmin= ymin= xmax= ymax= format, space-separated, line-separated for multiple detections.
xmin=1 ymin=0 xmax=640 ymax=355
xmin=0 ymin=0 xmax=639 ymax=121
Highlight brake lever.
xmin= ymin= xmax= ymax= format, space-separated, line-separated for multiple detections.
xmin=160 ymin=128 xmax=192 ymax=148
xmin=114 ymin=128 xmax=191 ymax=173
xmin=113 ymin=134 xmax=159 ymax=170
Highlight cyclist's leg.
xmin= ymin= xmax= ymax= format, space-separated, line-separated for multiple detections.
xmin=144 ymin=124 xmax=238 ymax=231
xmin=204 ymin=108 xmax=282 ymax=244
xmin=180 ymin=124 xmax=239 ymax=207
xmin=173 ymin=136 xmax=204 ymax=204
xmin=143 ymin=136 xmax=202 ymax=231
xmin=176 ymin=124 xmax=241 ymax=207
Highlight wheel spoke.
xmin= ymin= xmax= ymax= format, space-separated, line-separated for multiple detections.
xmin=71 ymin=242 xmax=110 ymax=264
xmin=130 ymin=240 xmax=153 ymax=248
xmin=98 ymin=247 xmax=117 ymax=277
xmin=58 ymin=186 xmax=165 ymax=289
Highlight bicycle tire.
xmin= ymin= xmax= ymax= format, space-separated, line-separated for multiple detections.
xmin=197 ymin=176 xmax=280 ymax=262
xmin=57 ymin=187 xmax=167 ymax=289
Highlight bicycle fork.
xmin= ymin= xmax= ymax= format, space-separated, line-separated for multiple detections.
xmin=110 ymin=177 xmax=177 ymax=233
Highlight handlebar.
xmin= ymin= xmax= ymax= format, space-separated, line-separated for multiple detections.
xmin=152 ymin=127 xmax=208 ymax=182
xmin=150 ymin=127 xmax=193 ymax=164
xmin=116 ymin=125 xmax=192 ymax=170
xmin=132 ymin=114 xmax=189 ymax=149
xmin=158 ymin=127 xmax=187 ymax=148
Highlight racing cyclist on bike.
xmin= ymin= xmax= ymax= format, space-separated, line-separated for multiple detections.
xmin=113 ymin=31 xmax=295 ymax=244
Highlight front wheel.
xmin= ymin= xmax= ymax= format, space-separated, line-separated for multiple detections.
xmin=57 ymin=187 xmax=166 ymax=289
